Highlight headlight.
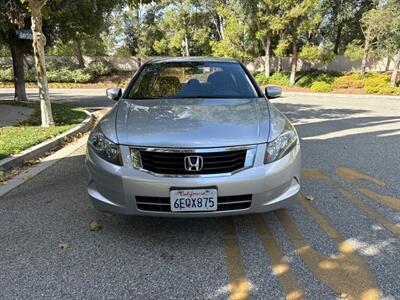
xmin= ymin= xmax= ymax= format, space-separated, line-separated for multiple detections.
xmin=88 ymin=126 xmax=122 ymax=165
xmin=264 ymin=121 xmax=298 ymax=163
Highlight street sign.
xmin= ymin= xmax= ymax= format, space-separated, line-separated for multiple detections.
xmin=16 ymin=29 xmax=33 ymax=40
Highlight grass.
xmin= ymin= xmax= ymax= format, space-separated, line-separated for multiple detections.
xmin=0 ymin=101 xmax=86 ymax=160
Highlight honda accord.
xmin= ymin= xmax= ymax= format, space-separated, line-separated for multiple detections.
xmin=86 ymin=57 xmax=301 ymax=217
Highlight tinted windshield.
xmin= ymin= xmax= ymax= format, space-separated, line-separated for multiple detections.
xmin=127 ymin=61 xmax=258 ymax=99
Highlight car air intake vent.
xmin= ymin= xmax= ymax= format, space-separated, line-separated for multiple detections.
xmin=138 ymin=149 xmax=247 ymax=175
xmin=136 ymin=194 xmax=252 ymax=212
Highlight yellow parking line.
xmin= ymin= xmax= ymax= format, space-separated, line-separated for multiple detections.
xmin=302 ymin=168 xmax=400 ymax=236
xmin=223 ymin=217 xmax=250 ymax=300
xmin=336 ymin=167 xmax=400 ymax=211
xmin=327 ymin=179 xmax=400 ymax=236
xmin=301 ymin=168 xmax=327 ymax=180
xmin=251 ymin=215 xmax=306 ymax=300
xmin=275 ymin=200 xmax=379 ymax=300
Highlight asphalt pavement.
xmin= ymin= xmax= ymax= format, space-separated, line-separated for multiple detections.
xmin=0 ymin=89 xmax=399 ymax=299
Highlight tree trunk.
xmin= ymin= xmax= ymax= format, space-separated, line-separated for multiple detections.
xmin=390 ymin=49 xmax=400 ymax=87
xmin=333 ymin=25 xmax=342 ymax=54
xmin=263 ymin=36 xmax=271 ymax=78
xmin=277 ymin=56 xmax=282 ymax=72
xmin=29 ymin=0 xmax=54 ymax=127
xmin=184 ymin=34 xmax=190 ymax=56
xmin=360 ymin=32 xmax=370 ymax=78
xmin=73 ymin=37 xmax=85 ymax=68
xmin=214 ymin=14 xmax=225 ymax=41
xmin=10 ymin=44 xmax=27 ymax=101
xmin=219 ymin=15 xmax=225 ymax=40
xmin=289 ymin=41 xmax=298 ymax=87
xmin=384 ymin=57 xmax=391 ymax=72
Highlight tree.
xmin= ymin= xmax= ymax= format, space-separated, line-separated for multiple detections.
xmin=106 ymin=1 xmax=163 ymax=62
xmin=0 ymin=0 xmax=31 ymax=101
xmin=26 ymin=0 xmax=54 ymax=126
xmin=154 ymin=0 xmax=210 ymax=56
xmin=299 ymin=43 xmax=335 ymax=65
xmin=319 ymin=0 xmax=374 ymax=54
xmin=49 ymin=0 xmax=119 ymax=68
xmin=278 ymin=0 xmax=321 ymax=86
xmin=363 ymin=0 xmax=400 ymax=86
xmin=210 ymin=1 xmax=256 ymax=61
xmin=249 ymin=0 xmax=282 ymax=77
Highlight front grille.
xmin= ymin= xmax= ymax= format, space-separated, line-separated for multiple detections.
xmin=138 ymin=149 xmax=247 ymax=175
xmin=136 ymin=194 xmax=252 ymax=212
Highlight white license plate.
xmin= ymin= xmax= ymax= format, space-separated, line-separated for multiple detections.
xmin=170 ymin=188 xmax=218 ymax=212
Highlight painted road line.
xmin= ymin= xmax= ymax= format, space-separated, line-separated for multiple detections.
xmin=336 ymin=167 xmax=400 ymax=211
xmin=223 ymin=217 xmax=250 ymax=300
xmin=304 ymin=168 xmax=400 ymax=236
xmin=251 ymin=215 xmax=306 ymax=300
xmin=275 ymin=203 xmax=379 ymax=300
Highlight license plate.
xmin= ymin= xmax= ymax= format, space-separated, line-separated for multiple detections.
xmin=170 ymin=188 xmax=218 ymax=212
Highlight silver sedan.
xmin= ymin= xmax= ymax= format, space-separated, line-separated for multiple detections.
xmin=85 ymin=57 xmax=301 ymax=217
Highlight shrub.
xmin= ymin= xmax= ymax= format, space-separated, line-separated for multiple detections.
xmin=333 ymin=73 xmax=364 ymax=89
xmin=254 ymin=72 xmax=268 ymax=85
xmin=296 ymin=70 xmax=338 ymax=87
xmin=266 ymin=72 xmax=290 ymax=86
xmin=87 ymin=61 xmax=113 ymax=76
xmin=254 ymin=71 xmax=290 ymax=87
xmin=364 ymin=73 xmax=392 ymax=94
xmin=310 ymin=81 xmax=333 ymax=93
xmin=0 ymin=67 xmax=13 ymax=81
xmin=47 ymin=68 xmax=94 ymax=83
xmin=47 ymin=60 xmax=80 ymax=71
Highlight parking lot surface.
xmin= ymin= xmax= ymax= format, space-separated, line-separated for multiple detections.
xmin=1 ymin=91 xmax=399 ymax=299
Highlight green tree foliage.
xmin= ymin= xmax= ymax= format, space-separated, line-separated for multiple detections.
xmin=362 ymin=0 xmax=400 ymax=86
xmin=153 ymin=0 xmax=211 ymax=56
xmin=300 ymin=44 xmax=335 ymax=64
xmin=319 ymin=0 xmax=375 ymax=54
xmin=344 ymin=40 xmax=364 ymax=61
xmin=210 ymin=2 xmax=255 ymax=60
xmin=277 ymin=0 xmax=322 ymax=86
xmin=48 ymin=0 xmax=119 ymax=67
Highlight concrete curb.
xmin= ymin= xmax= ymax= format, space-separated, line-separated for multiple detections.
xmin=0 ymin=135 xmax=88 ymax=197
xmin=0 ymin=109 xmax=93 ymax=172
xmin=282 ymin=91 xmax=400 ymax=100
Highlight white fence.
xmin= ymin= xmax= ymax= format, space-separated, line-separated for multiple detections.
xmin=0 ymin=55 xmax=395 ymax=73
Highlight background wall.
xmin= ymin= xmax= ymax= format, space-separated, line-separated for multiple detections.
xmin=0 ymin=55 xmax=395 ymax=73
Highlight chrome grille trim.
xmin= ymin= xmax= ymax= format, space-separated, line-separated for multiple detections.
xmin=130 ymin=146 xmax=257 ymax=177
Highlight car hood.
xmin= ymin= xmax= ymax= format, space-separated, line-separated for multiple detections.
xmin=115 ymin=97 xmax=270 ymax=148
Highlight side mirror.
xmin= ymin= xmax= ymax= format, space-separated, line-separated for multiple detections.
xmin=106 ymin=88 xmax=122 ymax=101
xmin=265 ymin=86 xmax=282 ymax=99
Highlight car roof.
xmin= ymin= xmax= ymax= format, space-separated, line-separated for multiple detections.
xmin=146 ymin=56 xmax=239 ymax=64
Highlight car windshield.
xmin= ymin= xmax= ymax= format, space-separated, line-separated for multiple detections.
xmin=127 ymin=61 xmax=258 ymax=99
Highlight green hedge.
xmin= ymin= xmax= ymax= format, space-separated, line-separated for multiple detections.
xmin=310 ymin=81 xmax=333 ymax=92
xmin=0 ymin=60 xmax=114 ymax=83
xmin=296 ymin=71 xmax=338 ymax=87
xmin=253 ymin=70 xmax=400 ymax=95
xmin=332 ymin=73 xmax=364 ymax=89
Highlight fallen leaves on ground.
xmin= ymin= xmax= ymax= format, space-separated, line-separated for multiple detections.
xmin=59 ymin=242 xmax=69 ymax=250
xmin=104 ymin=212 xmax=114 ymax=218
xmin=24 ymin=175 xmax=33 ymax=181
xmin=89 ymin=220 xmax=102 ymax=231
xmin=305 ymin=195 xmax=314 ymax=201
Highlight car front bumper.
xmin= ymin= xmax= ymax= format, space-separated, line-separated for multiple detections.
xmin=85 ymin=143 xmax=301 ymax=217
